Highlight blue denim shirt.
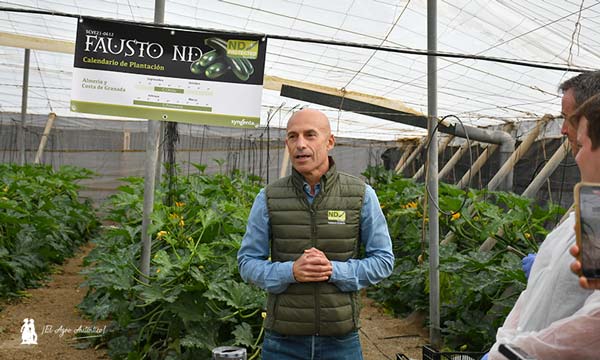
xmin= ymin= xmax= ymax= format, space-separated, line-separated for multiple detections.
xmin=237 ymin=182 xmax=394 ymax=294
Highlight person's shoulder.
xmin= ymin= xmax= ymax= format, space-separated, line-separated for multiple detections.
xmin=266 ymin=175 xmax=292 ymax=189
xmin=337 ymin=171 xmax=366 ymax=186
xmin=264 ymin=176 xmax=294 ymax=199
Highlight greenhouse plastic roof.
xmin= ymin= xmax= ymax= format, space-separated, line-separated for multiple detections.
xmin=0 ymin=0 xmax=598 ymax=141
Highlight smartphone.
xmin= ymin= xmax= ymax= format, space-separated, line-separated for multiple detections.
xmin=498 ymin=343 xmax=536 ymax=360
xmin=575 ymin=182 xmax=600 ymax=278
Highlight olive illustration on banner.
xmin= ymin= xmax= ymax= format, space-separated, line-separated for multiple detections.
xmin=189 ymin=37 xmax=255 ymax=81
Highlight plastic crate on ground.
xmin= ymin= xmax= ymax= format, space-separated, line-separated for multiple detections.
xmin=421 ymin=344 xmax=486 ymax=360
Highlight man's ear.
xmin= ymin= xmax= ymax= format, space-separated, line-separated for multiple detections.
xmin=327 ymin=133 xmax=335 ymax=151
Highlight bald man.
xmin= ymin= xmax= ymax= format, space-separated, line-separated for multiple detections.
xmin=238 ymin=109 xmax=394 ymax=360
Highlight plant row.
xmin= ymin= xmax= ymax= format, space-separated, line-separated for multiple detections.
xmin=79 ymin=166 xmax=265 ymax=360
xmin=80 ymin=164 xmax=564 ymax=358
xmin=364 ymin=166 xmax=565 ymax=352
xmin=0 ymin=164 xmax=99 ymax=298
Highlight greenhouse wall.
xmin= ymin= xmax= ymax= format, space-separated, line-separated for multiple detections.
xmin=391 ymin=138 xmax=577 ymax=210
xmin=0 ymin=113 xmax=395 ymax=204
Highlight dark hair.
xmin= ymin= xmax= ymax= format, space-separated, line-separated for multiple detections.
xmin=559 ymin=71 xmax=600 ymax=107
xmin=570 ymin=93 xmax=600 ymax=150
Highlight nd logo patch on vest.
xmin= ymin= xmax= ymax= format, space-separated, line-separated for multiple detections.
xmin=327 ymin=210 xmax=346 ymax=224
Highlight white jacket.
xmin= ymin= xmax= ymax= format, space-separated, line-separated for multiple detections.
xmin=490 ymin=212 xmax=600 ymax=359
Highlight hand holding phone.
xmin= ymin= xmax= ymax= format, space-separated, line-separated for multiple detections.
xmin=574 ymin=182 xmax=600 ymax=279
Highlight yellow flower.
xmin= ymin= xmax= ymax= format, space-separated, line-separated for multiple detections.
xmin=261 ymin=312 xmax=267 ymax=319
xmin=451 ymin=212 xmax=461 ymax=221
xmin=401 ymin=201 xmax=418 ymax=209
xmin=169 ymin=213 xmax=180 ymax=220
xmin=407 ymin=201 xmax=418 ymax=209
xmin=525 ymin=233 xmax=532 ymax=239
xmin=179 ymin=219 xmax=185 ymax=227
xmin=156 ymin=268 xmax=161 ymax=273
xmin=175 ymin=201 xmax=185 ymax=207
xmin=157 ymin=230 xmax=168 ymax=239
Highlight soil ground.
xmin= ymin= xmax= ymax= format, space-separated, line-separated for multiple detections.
xmin=0 ymin=243 xmax=428 ymax=360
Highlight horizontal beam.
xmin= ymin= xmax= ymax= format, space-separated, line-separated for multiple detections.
xmin=281 ymin=84 xmax=431 ymax=130
xmin=280 ymin=84 xmax=521 ymax=145
xmin=0 ymin=31 xmax=74 ymax=54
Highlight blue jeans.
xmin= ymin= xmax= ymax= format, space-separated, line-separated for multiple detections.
xmin=261 ymin=330 xmax=363 ymax=360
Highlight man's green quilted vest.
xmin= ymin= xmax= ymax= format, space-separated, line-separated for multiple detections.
xmin=264 ymin=160 xmax=365 ymax=336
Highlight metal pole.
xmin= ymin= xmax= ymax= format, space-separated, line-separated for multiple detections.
xmin=18 ymin=48 xmax=30 ymax=165
xmin=140 ymin=0 xmax=165 ymax=278
xmin=427 ymin=0 xmax=441 ymax=349
xmin=156 ymin=121 xmax=165 ymax=186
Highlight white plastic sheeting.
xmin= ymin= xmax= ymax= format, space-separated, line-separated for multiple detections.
xmin=0 ymin=0 xmax=598 ymax=140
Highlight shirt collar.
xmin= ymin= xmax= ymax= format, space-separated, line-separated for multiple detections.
xmin=303 ymin=182 xmax=321 ymax=197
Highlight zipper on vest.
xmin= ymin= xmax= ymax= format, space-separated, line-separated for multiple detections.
xmin=309 ymin=205 xmax=320 ymax=335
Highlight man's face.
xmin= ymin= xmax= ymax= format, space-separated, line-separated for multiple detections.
xmin=575 ymin=117 xmax=600 ymax=183
xmin=561 ymin=88 xmax=579 ymax=156
xmin=285 ymin=110 xmax=334 ymax=181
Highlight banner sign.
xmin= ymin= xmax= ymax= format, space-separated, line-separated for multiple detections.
xmin=70 ymin=18 xmax=266 ymax=128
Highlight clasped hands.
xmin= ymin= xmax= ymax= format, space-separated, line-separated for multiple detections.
xmin=292 ymin=247 xmax=332 ymax=282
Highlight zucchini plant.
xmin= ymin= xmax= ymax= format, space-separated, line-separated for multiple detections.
xmin=79 ymin=167 xmax=265 ymax=360
xmin=0 ymin=163 xmax=99 ymax=298
xmin=363 ymin=166 xmax=564 ymax=351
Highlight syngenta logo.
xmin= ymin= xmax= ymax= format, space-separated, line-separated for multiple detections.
xmin=231 ymin=118 xmax=256 ymax=127
xmin=20 ymin=318 xmax=38 ymax=345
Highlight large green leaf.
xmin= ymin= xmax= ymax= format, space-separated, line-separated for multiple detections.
xmin=204 ymin=280 xmax=265 ymax=311
xmin=232 ymin=322 xmax=255 ymax=348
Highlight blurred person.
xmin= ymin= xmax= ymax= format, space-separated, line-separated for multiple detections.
xmin=559 ymin=71 xmax=600 ymax=156
xmin=485 ymin=90 xmax=600 ymax=360
xmin=519 ymin=71 xmax=600 ymax=280
xmin=237 ymin=108 xmax=394 ymax=360
xmin=570 ymin=93 xmax=600 ymax=291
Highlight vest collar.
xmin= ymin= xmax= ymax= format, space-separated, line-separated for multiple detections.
xmin=291 ymin=156 xmax=339 ymax=195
